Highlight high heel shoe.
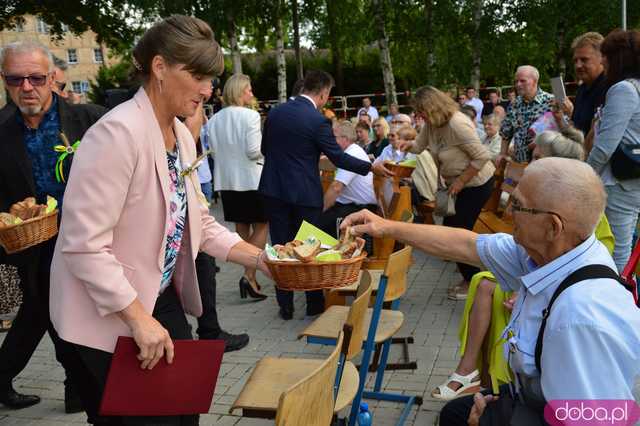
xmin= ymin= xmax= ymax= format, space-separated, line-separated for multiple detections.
xmin=239 ymin=277 xmax=267 ymax=300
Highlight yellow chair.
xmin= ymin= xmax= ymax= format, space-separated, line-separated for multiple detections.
xmin=230 ymin=277 xmax=373 ymax=421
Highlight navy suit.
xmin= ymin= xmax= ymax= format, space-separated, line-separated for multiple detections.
xmin=259 ymin=96 xmax=371 ymax=313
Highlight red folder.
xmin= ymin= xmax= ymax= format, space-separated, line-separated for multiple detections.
xmin=99 ymin=336 xmax=225 ymax=416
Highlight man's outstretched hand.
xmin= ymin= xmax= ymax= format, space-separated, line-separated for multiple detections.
xmin=340 ymin=209 xmax=390 ymax=239
xmin=371 ymin=161 xmax=395 ymax=177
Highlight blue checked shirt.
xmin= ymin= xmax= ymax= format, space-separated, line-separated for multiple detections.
xmin=476 ymin=233 xmax=640 ymax=400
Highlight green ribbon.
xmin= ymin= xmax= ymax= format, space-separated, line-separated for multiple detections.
xmin=54 ymin=140 xmax=80 ymax=183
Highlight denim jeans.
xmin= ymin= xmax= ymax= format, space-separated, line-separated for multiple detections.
xmin=200 ymin=181 xmax=213 ymax=202
xmin=605 ymin=183 xmax=640 ymax=271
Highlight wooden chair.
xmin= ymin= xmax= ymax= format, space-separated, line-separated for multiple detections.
xmin=364 ymin=180 xmax=413 ymax=270
xmin=473 ymin=161 xmax=527 ymax=235
xmin=230 ymin=278 xmax=373 ymax=421
xmin=274 ymin=330 xmax=345 ymax=426
xmin=320 ymin=156 xmax=337 ymax=194
xmin=300 ymin=247 xmax=421 ymax=426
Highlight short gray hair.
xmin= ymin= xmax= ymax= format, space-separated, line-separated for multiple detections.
xmin=335 ymin=121 xmax=357 ymax=143
xmin=0 ymin=40 xmax=54 ymax=73
xmin=516 ymin=65 xmax=540 ymax=82
xmin=535 ymin=127 xmax=585 ymax=160
xmin=525 ymin=157 xmax=606 ymax=238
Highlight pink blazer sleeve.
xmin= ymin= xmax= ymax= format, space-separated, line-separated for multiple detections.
xmin=58 ymin=117 xmax=139 ymax=317
xmin=198 ymin=202 xmax=243 ymax=258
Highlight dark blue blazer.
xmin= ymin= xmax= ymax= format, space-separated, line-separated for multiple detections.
xmin=258 ymin=96 xmax=371 ymax=208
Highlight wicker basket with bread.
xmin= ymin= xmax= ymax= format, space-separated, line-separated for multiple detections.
xmin=0 ymin=196 xmax=58 ymax=254
xmin=265 ymin=227 xmax=366 ymax=291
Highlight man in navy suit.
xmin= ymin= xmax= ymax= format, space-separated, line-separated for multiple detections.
xmin=259 ymin=70 xmax=389 ymax=320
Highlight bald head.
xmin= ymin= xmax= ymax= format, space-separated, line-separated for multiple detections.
xmin=523 ymin=158 xmax=605 ymax=238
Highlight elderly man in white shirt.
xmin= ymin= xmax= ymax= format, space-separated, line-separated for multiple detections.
xmin=340 ymin=158 xmax=640 ymax=426
xmin=318 ymin=121 xmax=377 ymax=238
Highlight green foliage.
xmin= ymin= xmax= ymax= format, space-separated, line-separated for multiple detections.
xmin=5 ymin=0 xmax=640 ymax=100
xmin=87 ymin=59 xmax=135 ymax=105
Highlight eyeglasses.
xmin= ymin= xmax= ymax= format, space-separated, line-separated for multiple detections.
xmin=3 ymin=74 xmax=49 ymax=87
xmin=55 ymin=81 xmax=66 ymax=91
xmin=509 ymin=197 xmax=565 ymax=227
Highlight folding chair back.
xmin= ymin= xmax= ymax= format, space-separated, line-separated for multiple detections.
xmin=344 ymin=272 xmax=374 ymax=360
xmin=275 ymin=331 xmax=345 ymax=426
xmin=382 ymin=245 xmax=413 ymax=303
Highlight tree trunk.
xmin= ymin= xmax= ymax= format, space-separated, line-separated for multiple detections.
xmin=556 ymin=19 xmax=567 ymax=77
xmin=373 ymin=0 xmax=397 ymax=107
xmin=470 ymin=0 xmax=482 ymax=91
xmin=423 ymin=0 xmax=435 ymax=84
xmin=325 ymin=0 xmax=344 ymax=95
xmin=291 ymin=0 xmax=304 ymax=80
xmin=275 ymin=1 xmax=287 ymax=103
xmin=227 ymin=11 xmax=242 ymax=74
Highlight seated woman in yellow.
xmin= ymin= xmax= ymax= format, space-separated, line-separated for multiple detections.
xmin=432 ymin=127 xmax=616 ymax=400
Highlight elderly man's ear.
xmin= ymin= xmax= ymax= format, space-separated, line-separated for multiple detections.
xmin=546 ymin=216 xmax=564 ymax=240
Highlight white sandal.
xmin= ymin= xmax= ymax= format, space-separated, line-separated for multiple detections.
xmin=431 ymin=370 xmax=481 ymax=401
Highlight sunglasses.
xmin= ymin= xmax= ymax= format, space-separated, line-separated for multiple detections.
xmin=55 ymin=81 xmax=66 ymax=91
xmin=3 ymin=74 xmax=49 ymax=87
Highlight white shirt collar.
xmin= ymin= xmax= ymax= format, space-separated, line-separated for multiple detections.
xmin=300 ymin=94 xmax=317 ymax=110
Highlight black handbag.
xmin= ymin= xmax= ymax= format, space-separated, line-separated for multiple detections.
xmin=610 ymin=79 xmax=640 ymax=181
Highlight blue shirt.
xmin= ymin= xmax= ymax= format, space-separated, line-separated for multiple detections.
xmin=477 ymin=233 xmax=640 ymax=400
xmin=18 ymin=95 xmax=67 ymax=205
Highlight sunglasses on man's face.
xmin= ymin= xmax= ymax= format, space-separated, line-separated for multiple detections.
xmin=3 ymin=74 xmax=49 ymax=87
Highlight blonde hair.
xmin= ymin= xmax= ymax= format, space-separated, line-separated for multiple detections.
xmin=396 ymin=124 xmax=417 ymax=141
xmin=372 ymin=117 xmax=389 ymax=139
xmin=571 ymin=32 xmax=604 ymax=52
xmin=223 ymin=73 xmax=251 ymax=107
xmin=412 ymin=86 xmax=459 ymax=128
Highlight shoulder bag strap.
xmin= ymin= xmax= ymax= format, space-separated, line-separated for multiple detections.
xmin=534 ymin=264 xmax=631 ymax=373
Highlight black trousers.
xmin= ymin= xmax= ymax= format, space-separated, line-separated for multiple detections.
xmin=194 ymin=252 xmax=221 ymax=338
xmin=443 ymin=177 xmax=494 ymax=282
xmin=439 ymin=385 xmax=505 ymax=426
xmin=263 ymin=196 xmax=324 ymax=311
xmin=0 ymin=238 xmax=71 ymax=391
xmin=57 ymin=286 xmax=198 ymax=425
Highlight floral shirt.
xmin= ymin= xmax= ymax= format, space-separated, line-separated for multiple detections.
xmin=499 ymin=89 xmax=553 ymax=163
xmin=160 ymin=144 xmax=188 ymax=292
xmin=18 ymin=94 xmax=67 ymax=205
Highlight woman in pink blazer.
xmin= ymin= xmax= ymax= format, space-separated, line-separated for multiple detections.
xmin=49 ymin=16 xmax=268 ymax=425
